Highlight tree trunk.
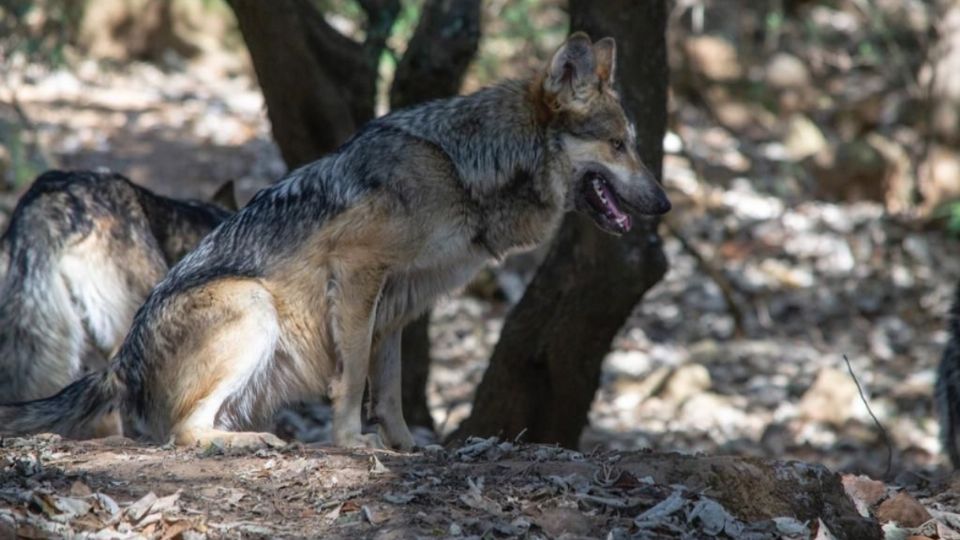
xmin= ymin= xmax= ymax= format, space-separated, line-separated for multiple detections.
xmin=227 ymin=0 xmax=398 ymax=167
xmin=390 ymin=0 xmax=481 ymax=109
xmin=400 ymin=313 xmax=434 ymax=429
xmin=227 ymin=0 xmax=481 ymax=432
xmin=451 ymin=0 xmax=670 ymax=448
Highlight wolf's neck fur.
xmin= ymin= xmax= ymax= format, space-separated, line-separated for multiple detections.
xmin=379 ymin=80 xmax=553 ymax=193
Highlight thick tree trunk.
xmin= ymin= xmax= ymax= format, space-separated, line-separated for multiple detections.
xmin=227 ymin=0 xmax=481 ymax=433
xmin=451 ymin=0 xmax=670 ymax=448
xmin=227 ymin=0 xmax=398 ymax=167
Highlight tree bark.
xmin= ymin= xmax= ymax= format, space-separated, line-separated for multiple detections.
xmin=227 ymin=0 xmax=399 ymax=167
xmin=390 ymin=0 xmax=482 ymax=109
xmin=400 ymin=313 xmax=434 ymax=429
xmin=451 ymin=0 xmax=670 ymax=448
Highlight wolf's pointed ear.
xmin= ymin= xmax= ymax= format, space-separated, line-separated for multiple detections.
xmin=211 ymin=179 xmax=239 ymax=211
xmin=593 ymin=37 xmax=616 ymax=86
xmin=543 ymin=32 xmax=598 ymax=110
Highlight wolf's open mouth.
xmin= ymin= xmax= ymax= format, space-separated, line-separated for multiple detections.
xmin=579 ymin=172 xmax=632 ymax=234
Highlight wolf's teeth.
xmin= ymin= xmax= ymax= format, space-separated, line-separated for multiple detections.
xmin=592 ymin=179 xmax=603 ymax=195
xmin=592 ymin=179 xmax=607 ymax=202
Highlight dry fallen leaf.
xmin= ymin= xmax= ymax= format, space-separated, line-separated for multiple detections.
xmin=69 ymin=481 xmax=92 ymax=497
xmin=459 ymin=477 xmax=502 ymax=515
xmin=361 ymin=505 xmax=387 ymax=525
xmin=383 ymin=492 xmax=415 ymax=505
xmin=323 ymin=503 xmax=342 ymax=524
xmin=841 ymin=474 xmax=887 ymax=517
xmin=149 ymin=491 xmax=182 ymax=515
xmin=125 ymin=492 xmax=158 ymax=522
xmin=369 ymin=455 xmax=389 ymax=475
xmin=876 ymin=492 xmax=932 ymax=528
xmin=160 ymin=519 xmax=194 ymax=540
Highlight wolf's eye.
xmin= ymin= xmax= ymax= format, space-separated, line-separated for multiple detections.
xmin=610 ymin=139 xmax=626 ymax=153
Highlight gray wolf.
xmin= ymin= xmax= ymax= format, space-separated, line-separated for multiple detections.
xmin=937 ymin=285 xmax=960 ymax=467
xmin=0 ymin=170 xmax=235 ymax=415
xmin=0 ymin=33 xmax=670 ymax=451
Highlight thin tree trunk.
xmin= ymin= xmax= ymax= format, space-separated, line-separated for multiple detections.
xmin=451 ymin=0 xmax=670 ymax=448
xmin=390 ymin=0 xmax=482 ymax=109
xmin=400 ymin=313 xmax=433 ymax=429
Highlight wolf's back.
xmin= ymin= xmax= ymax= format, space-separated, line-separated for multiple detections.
xmin=0 ymin=369 xmax=124 ymax=438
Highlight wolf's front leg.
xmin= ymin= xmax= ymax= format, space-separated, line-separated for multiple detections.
xmin=369 ymin=330 xmax=416 ymax=451
xmin=327 ymin=267 xmax=386 ymax=449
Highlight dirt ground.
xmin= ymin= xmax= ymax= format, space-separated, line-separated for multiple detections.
xmin=0 ymin=434 xmax=917 ymax=539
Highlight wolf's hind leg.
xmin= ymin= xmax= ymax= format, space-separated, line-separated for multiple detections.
xmin=87 ymin=407 xmax=124 ymax=438
xmin=369 ymin=330 xmax=415 ymax=451
xmin=327 ymin=267 xmax=386 ymax=449
xmin=166 ymin=279 xmax=281 ymax=449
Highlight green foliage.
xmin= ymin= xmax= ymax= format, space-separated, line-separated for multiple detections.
xmin=471 ymin=0 xmax=567 ymax=86
xmin=0 ymin=0 xmax=85 ymax=66
xmin=942 ymin=202 xmax=960 ymax=237
xmin=391 ymin=0 xmax=423 ymax=49
xmin=0 ymin=121 xmax=47 ymax=191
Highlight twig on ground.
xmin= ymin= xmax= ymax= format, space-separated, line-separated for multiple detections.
xmin=843 ymin=354 xmax=893 ymax=479
xmin=662 ymin=216 xmax=747 ymax=338
xmin=662 ymin=128 xmax=751 ymax=338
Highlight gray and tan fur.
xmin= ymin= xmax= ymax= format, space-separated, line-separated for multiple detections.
xmin=0 ymin=34 xmax=670 ymax=450
xmin=0 ymin=170 xmax=235 ymax=409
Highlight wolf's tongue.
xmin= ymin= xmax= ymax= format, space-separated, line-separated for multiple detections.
xmin=589 ymin=177 xmax=632 ymax=231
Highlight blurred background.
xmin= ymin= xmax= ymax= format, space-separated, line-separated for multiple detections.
xmin=1 ymin=0 xmax=958 ymax=478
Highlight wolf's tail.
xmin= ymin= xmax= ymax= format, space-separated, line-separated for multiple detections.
xmin=938 ymin=286 xmax=960 ymax=468
xmin=0 ymin=368 xmax=125 ymax=438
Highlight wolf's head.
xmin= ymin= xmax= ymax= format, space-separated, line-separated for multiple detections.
xmin=540 ymin=32 xmax=671 ymax=235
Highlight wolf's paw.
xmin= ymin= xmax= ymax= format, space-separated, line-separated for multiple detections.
xmin=337 ymin=432 xmax=384 ymax=449
xmin=230 ymin=432 xmax=287 ymax=450
xmin=177 ymin=429 xmax=287 ymax=452
xmin=380 ymin=425 xmax=416 ymax=453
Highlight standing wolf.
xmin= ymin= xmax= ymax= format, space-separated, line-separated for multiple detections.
xmin=0 ymin=170 xmax=235 ymax=404
xmin=0 ymin=34 xmax=670 ymax=450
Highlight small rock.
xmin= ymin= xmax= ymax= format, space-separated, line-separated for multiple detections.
xmin=661 ymin=364 xmax=712 ymax=403
xmin=875 ymin=492 xmax=932 ymax=528
xmin=797 ymin=368 xmax=862 ymax=426
xmin=766 ymin=53 xmax=810 ymax=89
xmin=684 ymin=36 xmax=742 ymax=82
xmin=784 ymin=114 xmax=827 ymax=160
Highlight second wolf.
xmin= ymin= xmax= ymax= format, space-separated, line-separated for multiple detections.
xmin=0 ymin=170 xmax=235 ymax=404
xmin=0 ymin=34 xmax=670 ymax=450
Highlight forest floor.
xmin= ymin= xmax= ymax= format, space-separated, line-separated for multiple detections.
xmin=1 ymin=433 xmax=951 ymax=539
xmin=4 ymin=13 xmax=960 ymax=535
